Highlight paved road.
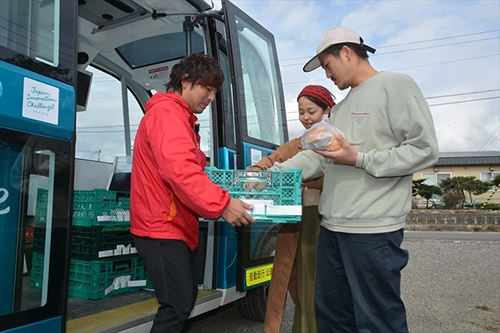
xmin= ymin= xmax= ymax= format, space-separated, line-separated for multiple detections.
xmin=188 ymin=232 xmax=500 ymax=333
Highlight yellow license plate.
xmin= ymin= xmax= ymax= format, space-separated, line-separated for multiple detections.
xmin=245 ymin=263 xmax=273 ymax=288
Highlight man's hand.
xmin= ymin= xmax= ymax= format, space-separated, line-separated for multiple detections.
xmin=314 ymin=133 xmax=358 ymax=166
xmin=221 ymin=198 xmax=256 ymax=227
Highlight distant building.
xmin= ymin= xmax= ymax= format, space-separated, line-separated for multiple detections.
xmin=414 ymin=151 xmax=500 ymax=205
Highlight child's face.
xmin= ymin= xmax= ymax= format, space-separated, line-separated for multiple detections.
xmin=298 ymin=97 xmax=329 ymax=130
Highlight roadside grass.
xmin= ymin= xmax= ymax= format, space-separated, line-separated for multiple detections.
xmin=475 ymin=305 xmax=491 ymax=311
xmin=486 ymin=225 xmax=497 ymax=232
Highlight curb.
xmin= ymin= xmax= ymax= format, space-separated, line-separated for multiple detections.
xmin=407 ymin=212 xmax=500 ymax=232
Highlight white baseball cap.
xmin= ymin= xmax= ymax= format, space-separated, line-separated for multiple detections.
xmin=303 ymin=27 xmax=376 ymax=72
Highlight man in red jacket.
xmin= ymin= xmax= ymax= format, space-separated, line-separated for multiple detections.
xmin=130 ymin=54 xmax=255 ymax=333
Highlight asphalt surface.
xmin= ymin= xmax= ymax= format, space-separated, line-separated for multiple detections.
xmin=188 ymin=231 xmax=500 ymax=333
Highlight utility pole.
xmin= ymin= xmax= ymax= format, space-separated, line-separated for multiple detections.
xmin=92 ymin=149 xmax=102 ymax=161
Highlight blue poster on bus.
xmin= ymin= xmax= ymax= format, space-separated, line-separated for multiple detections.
xmin=0 ymin=143 xmax=22 ymax=315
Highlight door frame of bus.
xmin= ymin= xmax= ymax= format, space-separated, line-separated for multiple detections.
xmin=221 ymin=0 xmax=287 ymax=293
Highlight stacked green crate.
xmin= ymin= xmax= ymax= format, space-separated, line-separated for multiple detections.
xmin=31 ymin=252 xmax=145 ymax=300
xmin=71 ymin=225 xmax=135 ymax=260
xmin=34 ymin=188 xmax=131 ymax=227
xmin=72 ymin=189 xmax=130 ymax=227
xmin=32 ymin=188 xmax=148 ymax=300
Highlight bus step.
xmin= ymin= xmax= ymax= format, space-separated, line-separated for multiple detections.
xmin=66 ymin=289 xmax=223 ymax=333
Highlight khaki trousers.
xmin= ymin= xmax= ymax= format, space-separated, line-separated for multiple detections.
xmin=264 ymin=223 xmax=300 ymax=333
xmin=264 ymin=206 xmax=321 ymax=333
xmin=292 ymin=206 xmax=321 ymax=333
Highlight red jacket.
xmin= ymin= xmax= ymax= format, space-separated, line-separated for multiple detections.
xmin=130 ymin=91 xmax=230 ymax=249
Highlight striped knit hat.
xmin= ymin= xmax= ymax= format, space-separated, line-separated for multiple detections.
xmin=297 ymin=85 xmax=335 ymax=108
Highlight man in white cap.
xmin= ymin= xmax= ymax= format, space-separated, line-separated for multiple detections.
xmin=271 ymin=27 xmax=439 ymax=332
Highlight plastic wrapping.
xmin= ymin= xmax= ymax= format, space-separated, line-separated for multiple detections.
xmin=301 ymin=121 xmax=344 ymax=151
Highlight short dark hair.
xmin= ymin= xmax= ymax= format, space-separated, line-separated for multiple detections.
xmin=165 ymin=53 xmax=224 ymax=91
xmin=323 ymin=43 xmax=369 ymax=59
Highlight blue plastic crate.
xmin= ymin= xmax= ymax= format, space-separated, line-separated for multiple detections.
xmin=206 ymin=168 xmax=302 ymax=223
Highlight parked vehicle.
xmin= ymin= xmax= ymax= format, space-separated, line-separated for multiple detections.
xmin=0 ymin=1 xmax=288 ymax=331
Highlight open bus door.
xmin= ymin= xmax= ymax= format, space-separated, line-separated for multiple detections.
xmin=220 ymin=0 xmax=289 ymax=320
xmin=0 ymin=1 xmax=77 ymax=332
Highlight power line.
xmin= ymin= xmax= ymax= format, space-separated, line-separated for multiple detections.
xmin=375 ymin=37 xmax=499 ymax=56
xmin=483 ymin=137 xmax=500 ymax=151
xmin=282 ymin=53 xmax=500 ymax=85
xmin=425 ymin=89 xmax=500 ymax=100
xmin=76 ymin=87 xmax=498 ymax=132
xmin=89 ymin=52 xmax=500 ymax=94
xmin=77 ymin=124 xmax=138 ymax=129
xmin=280 ymin=36 xmax=499 ymax=68
xmin=78 ymin=92 xmax=498 ymax=130
xmin=385 ymin=54 xmax=500 ymax=72
xmin=279 ymin=29 xmax=500 ymax=63
xmin=378 ymin=29 xmax=500 ymax=49
xmin=77 ymin=129 xmax=138 ymax=134
xmin=481 ymin=137 xmax=500 ymax=152
xmin=428 ymin=96 xmax=499 ymax=107
xmin=478 ymin=126 xmax=500 ymax=151
xmin=285 ymin=91 xmax=500 ymax=116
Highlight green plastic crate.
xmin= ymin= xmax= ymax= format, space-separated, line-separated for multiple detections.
xmin=30 ymin=252 xmax=47 ymax=288
xmin=71 ymin=225 xmax=136 ymax=260
xmin=73 ymin=189 xmax=130 ymax=227
xmin=34 ymin=188 xmax=48 ymax=224
xmin=32 ymin=226 xmax=46 ymax=254
xmin=35 ymin=189 xmax=130 ymax=227
xmin=31 ymin=253 xmax=147 ymax=300
xmin=33 ymin=225 xmax=136 ymax=259
xmin=205 ymin=167 xmax=302 ymax=223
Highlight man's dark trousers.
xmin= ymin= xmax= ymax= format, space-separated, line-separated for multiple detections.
xmin=133 ymin=236 xmax=198 ymax=333
xmin=315 ymin=227 xmax=409 ymax=333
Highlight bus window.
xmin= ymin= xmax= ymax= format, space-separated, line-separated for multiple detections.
xmin=75 ymin=67 xmax=144 ymax=163
xmin=0 ymin=0 xmax=60 ymax=66
xmin=116 ymin=32 xmax=205 ymax=69
xmin=234 ymin=15 xmax=286 ymax=146
xmin=219 ymin=47 xmax=237 ymax=151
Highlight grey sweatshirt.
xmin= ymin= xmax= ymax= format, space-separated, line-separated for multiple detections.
xmin=272 ymin=71 xmax=439 ymax=233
